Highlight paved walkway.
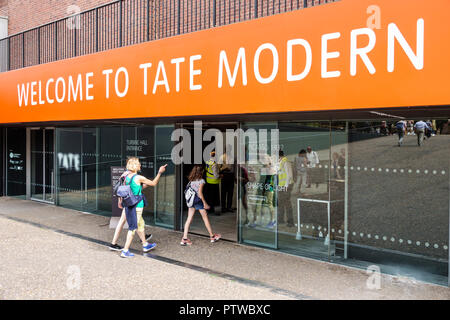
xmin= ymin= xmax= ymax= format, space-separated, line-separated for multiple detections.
xmin=0 ymin=197 xmax=448 ymax=300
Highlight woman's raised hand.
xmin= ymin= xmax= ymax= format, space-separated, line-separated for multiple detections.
xmin=158 ymin=164 xmax=168 ymax=174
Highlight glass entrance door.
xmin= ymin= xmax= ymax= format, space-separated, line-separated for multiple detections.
xmin=179 ymin=122 xmax=240 ymax=241
xmin=239 ymin=122 xmax=278 ymax=249
xmin=31 ymin=128 xmax=55 ymax=203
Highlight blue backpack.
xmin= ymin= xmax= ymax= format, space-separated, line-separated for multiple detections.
xmin=116 ymin=174 xmax=143 ymax=207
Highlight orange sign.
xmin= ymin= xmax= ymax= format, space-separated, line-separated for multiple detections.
xmin=1 ymin=0 xmax=449 ymax=124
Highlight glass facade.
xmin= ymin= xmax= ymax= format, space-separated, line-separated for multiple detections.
xmin=1 ymin=118 xmax=449 ymax=286
xmin=345 ymin=121 xmax=449 ymax=284
xmin=154 ymin=125 xmax=176 ymax=228
xmin=30 ymin=128 xmax=55 ymax=203
xmin=53 ymin=125 xmax=176 ymax=228
xmin=240 ymin=122 xmax=279 ymax=249
xmin=238 ymin=120 xmax=449 ymax=285
xmin=6 ymin=128 xmax=27 ymax=198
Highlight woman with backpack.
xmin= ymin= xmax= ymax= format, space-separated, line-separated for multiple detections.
xmin=181 ymin=165 xmax=221 ymax=246
xmin=110 ymin=157 xmax=167 ymax=258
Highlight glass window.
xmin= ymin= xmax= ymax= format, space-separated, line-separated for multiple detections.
xmin=344 ymin=120 xmax=449 ymax=285
xmin=82 ymin=127 xmax=98 ymax=213
xmin=6 ymin=128 xmax=26 ymax=198
xmin=56 ymin=124 xmax=173 ymax=227
xmin=56 ymin=128 xmax=82 ymax=210
xmin=30 ymin=129 xmax=44 ymax=200
xmin=135 ymin=125 xmax=155 ymax=225
xmin=277 ymin=121 xmax=338 ymax=260
xmin=97 ymin=126 xmax=122 ymax=214
xmin=238 ymin=119 xmax=448 ymax=286
xmin=239 ymin=122 xmax=278 ymax=249
xmin=154 ymin=125 xmax=175 ymax=228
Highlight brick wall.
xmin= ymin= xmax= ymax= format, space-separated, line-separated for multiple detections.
xmin=6 ymin=0 xmax=333 ymax=36
xmin=2 ymin=0 xmax=336 ymax=70
xmin=0 ymin=0 xmax=8 ymax=18
xmin=6 ymin=0 xmax=113 ymax=35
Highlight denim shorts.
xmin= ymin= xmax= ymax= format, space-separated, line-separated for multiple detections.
xmin=192 ymin=197 xmax=204 ymax=210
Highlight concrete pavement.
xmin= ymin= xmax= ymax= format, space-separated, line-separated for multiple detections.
xmin=0 ymin=197 xmax=449 ymax=300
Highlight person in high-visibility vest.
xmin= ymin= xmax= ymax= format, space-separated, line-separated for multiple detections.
xmin=219 ymin=144 xmax=236 ymax=214
xmin=204 ymin=150 xmax=221 ymax=215
xmin=277 ymin=150 xmax=295 ymax=228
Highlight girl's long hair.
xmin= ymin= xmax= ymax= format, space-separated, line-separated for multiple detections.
xmin=188 ymin=165 xmax=204 ymax=181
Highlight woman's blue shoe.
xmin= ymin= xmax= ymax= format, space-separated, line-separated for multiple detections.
xmin=120 ymin=250 xmax=135 ymax=258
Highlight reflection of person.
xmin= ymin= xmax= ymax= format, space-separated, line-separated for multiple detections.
xmin=443 ymin=119 xmax=450 ymax=134
xmin=407 ymin=120 xmax=414 ymax=135
xmin=425 ymin=120 xmax=433 ymax=139
xmin=277 ymin=151 xmax=294 ymax=227
xmin=414 ymin=120 xmax=431 ymax=146
xmin=338 ymin=149 xmax=345 ymax=178
xmin=293 ymin=149 xmax=307 ymax=194
xmin=431 ymin=120 xmax=437 ymax=135
xmin=332 ymin=152 xmax=342 ymax=179
xmin=113 ymin=158 xmax=167 ymax=258
xmin=181 ymin=165 xmax=221 ymax=246
xmin=259 ymin=151 xmax=276 ymax=228
xmin=380 ymin=121 xmax=388 ymax=135
xmin=205 ymin=150 xmax=221 ymax=215
xmin=306 ymin=146 xmax=319 ymax=188
xmin=246 ymin=162 xmax=261 ymax=228
xmin=238 ymin=164 xmax=250 ymax=224
xmin=247 ymin=151 xmax=276 ymax=228
xmin=395 ymin=120 xmax=407 ymax=147
xmin=219 ymin=144 xmax=235 ymax=213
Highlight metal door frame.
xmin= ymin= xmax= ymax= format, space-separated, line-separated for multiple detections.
xmin=178 ymin=121 xmax=240 ymax=242
xmin=29 ymin=127 xmax=55 ymax=204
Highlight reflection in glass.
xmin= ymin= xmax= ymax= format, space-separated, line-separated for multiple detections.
xmin=82 ymin=128 xmax=98 ymax=212
xmin=44 ymin=129 xmax=55 ymax=203
xmin=239 ymin=122 xmax=278 ymax=249
xmin=239 ymin=119 xmax=448 ymax=285
xmin=136 ymin=125 xmax=155 ymax=225
xmin=31 ymin=129 xmax=44 ymax=200
xmin=344 ymin=120 xmax=449 ymax=285
xmin=154 ymin=125 xmax=175 ymax=228
xmin=57 ymin=128 xmax=82 ymax=211
xmin=97 ymin=126 xmax=122 ymax=214
xmin=6 ymin=128 xmax=27 ymax=198
xmin=277 ymin=122 xmax=338 ymax=260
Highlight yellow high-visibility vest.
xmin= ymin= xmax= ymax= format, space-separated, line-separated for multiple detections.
xmin=205 ymin=160 xmax=220 ymax=184
xmin=278 ymin=157 xmax=289 ymax=187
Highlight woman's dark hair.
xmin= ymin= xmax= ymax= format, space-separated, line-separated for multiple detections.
xmin=188 ymin=165 xmax=204 ymax=181
xmin=299 ymin=149 xmax=306 ymax=155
